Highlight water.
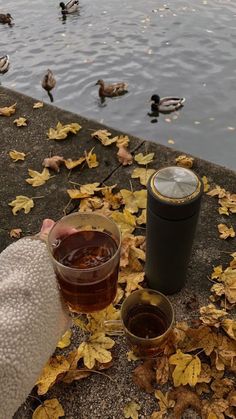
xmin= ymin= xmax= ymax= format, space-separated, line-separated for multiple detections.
xmin=1 ymin=0 xmax=236 ymax=170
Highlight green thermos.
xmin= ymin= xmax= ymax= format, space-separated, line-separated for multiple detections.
xmin=145 ymin=166 xmax=203 ymax=294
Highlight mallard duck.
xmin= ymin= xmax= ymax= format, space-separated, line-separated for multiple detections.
xmin=95 ymin=79 xmax=129 ymax=98
xmin=59 ymin=0 xmax=79 ymax=14
xmin=42 ymin=69 xmax=56 ymax=103
xmin=150 ymin=94 xmax=185 ymax=113
xmin=0 ymin=13 xmax=13 ymax=25
xmin=0 ymin=55 xmax=10 ymax=74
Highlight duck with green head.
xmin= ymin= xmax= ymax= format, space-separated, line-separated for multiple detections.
xmin=59 ymin=0 xmax=79 ymax=15
xmin=0 ymin=13 xmax=13 ymax=25
xmin=150 ymin=94 xmax=185 ymax=114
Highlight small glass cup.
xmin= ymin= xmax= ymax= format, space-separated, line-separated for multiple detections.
xmin=105 ymin=289 xmax=174 ymax=357
xmin=47 ymin=212 xmax=121 ymax=313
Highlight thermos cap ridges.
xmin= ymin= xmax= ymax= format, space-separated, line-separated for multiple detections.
xmin=151 ymin=166 xmax=201 ymax=203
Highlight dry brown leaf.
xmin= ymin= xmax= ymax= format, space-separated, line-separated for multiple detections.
xmin=182 ymin=325 xmax=218 ymax=356
xmin=43 ymin=156 xmax=64 ymax=172
xmin=153 ymin=390 xmax=175 ymax=418
xmin=218 ymin=223 xmax=235 ymax=239
xmin=175 ymin=154 xmax=194 ymax=168
xmin=61 ymin=368 xmax=91 ymax=384
xmin=213 ymin=333 xmax=236 ymax=372
xmin=9 ymin=228 xmax=22 ymax=239
xmin=13 ymin=117 xmax=27 ymax=127
xmin=169 ymin=387 xmax=202 ymax=419
xmin=211 ymin=378 xmax=234 ymax=399
xmin=155 ymin=355 xmax=169 ymax=385
xmin=197 ymin=362 xmax=212 ymax=384
xmin=202 ymin=399 xmax=229 ymax=419
xmin=0 ymin=103 xmax=16 ymax=116
xmin=132 ymin=360 xmax=155 ymax=393
xmin=199 ymin=304 xmax=227 ymax=327
xmin=117 ymin=145 xmax=133 ymax=166
xmin=221 ymin=319 xmax=236 ymax=340
xmin=9 ymin=150 xmax=26 ymax=162
xmin=119 ymin=271 xmax=144 ymax=296
xmin=196 ymin=383 xmax=211 ymax=396
xmin=32 ymin=398 xmax=64 ymax=419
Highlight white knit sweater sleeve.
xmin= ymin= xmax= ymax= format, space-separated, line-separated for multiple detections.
xmin=0 ymin=238 xmax=70 ymax=419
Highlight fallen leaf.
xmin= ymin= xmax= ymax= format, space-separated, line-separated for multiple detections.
xmin=154 ymin=390 xmax=175 ymax=417
xmin=9 ymin=150 xmax=26 ymax=162
xmin=111 ymin=209 xmax=136 ymax=234
xmin=218 ymin=223 xmax=235 ymax=239
xmin=182 ymin=325 xmax=218 ymax=355
xmin=134 ymin=152 xmax=154 ymax=165
xmin=202 ymin=175 xmax=210 ymax=192
xmin=199 ymin=304 xmax=227 ymax=327
xmin=175 ymin=154 xmax=194 ymax=168
xmin=80 ymin=183 xmax=101 ymax=194
xmin=77 ymin=332 xmax=115 ymax=369
xmin=155 ymin=355 xmax=169 ymax=385
xmin=207 ymin=185 xmax=227 ymax=198
xmin=114 ymin=135 xmax=130 ymax=147
xmin=47 ymin=121 xmax=81 ymax=140
xmin=132 ymin=360 xmax=155 ymax=393
xmin=57 ymin=330 xmax=72 ymax=349
xmin=9 ymin=195 xmax=34 ymax=215
xmin=169 ymin=387 xmax=202 ymax=419
xmin=64 ymin=157 xmax=85 ymax=169
xmin=67 ymin=189 xmax=93 ymax=199
xmin=26 ymin=168 xmax=51 ymax=187
xmin=33 ymin=101 xmax=44 ymax=109
xmin=119 ymin=271 xmax=144 ymax=296
xmin=202 ymin=399 xmax=228 ymax=419
xmin=197 ymin=362 xmax=211 ymax=383
xmin=85 ymin=148 xmax=99 ymax=168
xmin=127 ymin=351 xmax=139 ymax=361
xmin=124 ymin=401 xmax=141 ymax=419
xmin=117 ymin=145 xmax=133 ymax=166
xmin=13 ymin=117 xmax=27 ymax=127
xmin=32 ymin=398 xmax=64 ymax=419
xmin=36 ymin=355 xmax=70 ymax=395
xmin=211 ymin=378 xmax=234 ymax=399
xmin=211 ymin=265 xmax=223 ymax=280
xmin=131 ymin=168 xmax=155 ymax=186
xmin=0 ymin=103 xmax=16 ymax=116
xmin=91 ymin=129 xmax=116 ymax=146
xmin=43 ymin=156 xmax=64 ymax=172
xmin=120 ymin=189 xmax=147 ymax=213
xmin=62 ymin=368 xmax=91 ymax=384
xmin=169 ymin=349 xmax=201 ymax=387
xmin=9 ymin=228 xmax=22 ymax=238
xmin=102 ymin=188 xmax=123 ymax=210
xmin=136 ymin=209 xmax=146 ymax=225
xmin=221 ymin=319 xmax=236 ymax=340
xmin=87 ymin=304 xmax=120 ymax=333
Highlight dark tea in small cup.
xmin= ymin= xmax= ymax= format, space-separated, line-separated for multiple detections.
xmin=47 ymin=212 xmax=121 ymax=313
xmin=121 ymin=289 xmax=174 ymax=357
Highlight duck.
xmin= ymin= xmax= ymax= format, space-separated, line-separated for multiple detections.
xmin=95 ymin=79 xmax=128 ymax=99
xmin=41 ymin=69 xmax=56 ymax=103
xmin=0 ymin=55 xmax=10 ymax=74
xmin=59 ymin=0 xmax=79 ymax=14
xmin=150 ymin=94 xmax=185 ymax=113
xmin=0 ymin=13 xmax=13 ymax=25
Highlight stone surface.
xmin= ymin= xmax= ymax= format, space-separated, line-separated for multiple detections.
xmin=0 ymin=87 xmax=235 ymax=419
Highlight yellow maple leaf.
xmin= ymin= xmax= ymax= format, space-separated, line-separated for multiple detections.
xmin=91 ymin=129 xmax=116 ymax=146
xmin=9 ymin=195 xmax=34 ymax=215
xmin=202 ymin=175 xmax=210 ymax=192
xmin=87 ymin=304 xmax=120 ymax=333
xmin=47 ymin=122 xmax=81 ymax=140
xmin=131 ymin=167 xmax=155 ymax=186
xmin=154 ymin=390 xmax=175 ymax=416
xmin=127 ymin=350 xmax=139 ymax=361
xmin=64 ymin=157 xmax=85 ymax=169
xmin=77 ymin=332 xmax=115 ymax=369
xmin=113 ymin=135 xmax=130 ymax=147
xmin=13 ymin=117 xmax=27 ymax=127
xmin=119 ymin=271 xmax=144 ymax=296
xmin=169 ymin=349 xmax=201 ymax=387
xmin=57 ymin=330 xmax=72 ymax=349
xmin=123 ymin=401 xmax=141 ymax=419
xmin=111 ymin=209 xmax=136 ymax=234
xmin=9 ymin=149 xmax=26 ymax=162
xmin=218 ymin=223 xmax=235 ymax=239
xmin=136 ymin=209 xmax=146 ymax=225
xmin=0 ymin=102 xmax=16 ymax=116
xmin=67 ymin=183 xmax=101 ymax=199
xmin=32 ymin=398 xmax=64 ymax=419
xmin=218 ymin=206 xmax=229 ymax=216
xmin=67 ymin=189 xmax=92 ymax=199
xmin=207 ymin=185 xmax=226 ymax=198
xmin=199 ymin=304 xmax=227 ymax=327
xmin=26 ymin=168 xmax=51 ymax=187
xmin=85 ymin=148 xmax=99 ymax=168
xmin=9 ymin=228 xmax=22 ymax=238
xmin=175 ymin=155 xmax=194 ymax=169
xmin=134 ymin=152 xmax=155 ymax=165
xmin=120 ymin=189 xmax=147 ymax=213
xmin=211 ymin=265 xmax=223 ymax=280
xmin=36 ymin=355 xmax=70 ymax=395
xmin=33 ymin=101 xmax=44 ymax=109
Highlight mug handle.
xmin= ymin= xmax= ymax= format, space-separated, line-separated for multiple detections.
xmin=103 ymin=319 xmax=124 ymax=335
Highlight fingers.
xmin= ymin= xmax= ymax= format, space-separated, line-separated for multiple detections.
xmin=39 ymin=219 xmax=55 ymax=241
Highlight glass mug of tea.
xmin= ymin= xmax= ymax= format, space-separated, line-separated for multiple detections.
xmin=105 ymin=289 xmax=174 ymax=357
xmin=47 ymin=212 xmax=121 ymax=313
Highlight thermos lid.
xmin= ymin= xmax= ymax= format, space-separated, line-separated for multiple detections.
xmin=148 ymin=166 xmax=203 ymax=220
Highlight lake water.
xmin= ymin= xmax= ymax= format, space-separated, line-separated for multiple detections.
xmin=1 ymin=0 xmax=236 ymax=170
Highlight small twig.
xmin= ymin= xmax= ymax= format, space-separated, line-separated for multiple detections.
xmin=32 ymin=195 xmax=45 ymax=199
xmin=62 ymin=199 xmax=72 ymax=215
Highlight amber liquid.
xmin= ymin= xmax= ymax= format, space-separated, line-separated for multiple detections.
xmin=126 ymin=304 xmax=168 ymax=339
xmin=53 ymin=230 xmax=119 ymax=313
